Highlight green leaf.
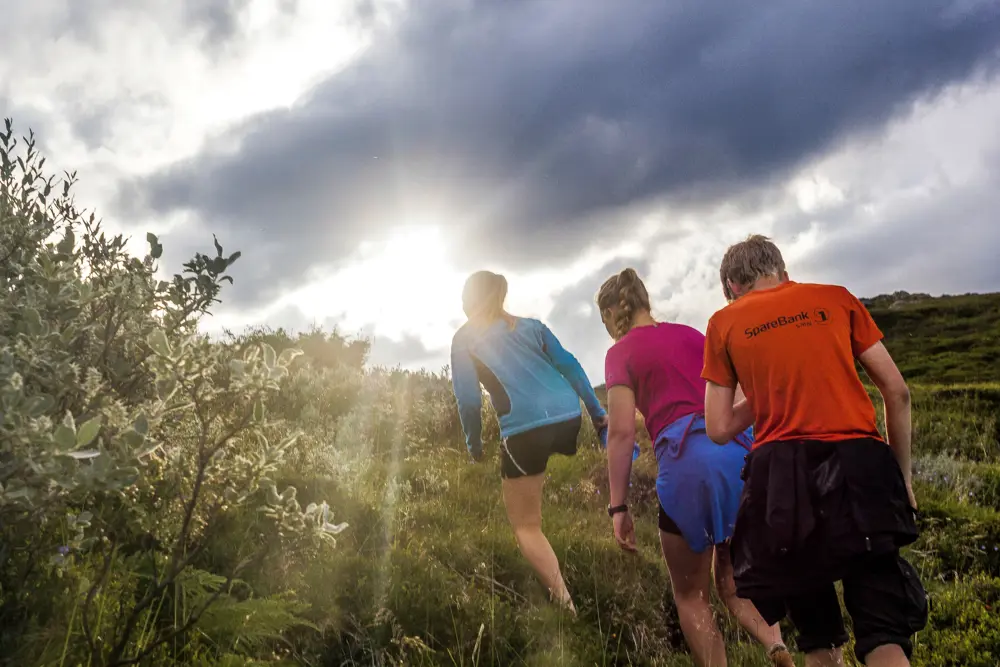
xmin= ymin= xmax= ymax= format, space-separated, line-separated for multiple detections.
xmin=61 ymin=412 xmax=76 ymax=433
xmin=276 ymin=434 xmax=300 ymax=452
xmin=66 ymin=449 xmax=100 ymax=460
xmin=213 ymin=234 xmax=223 ymax=257
xmin=146 ymin=232 xmax=158 ymax=245
xmin=262 ymin=343 xmax=276 ymax=369
xmin=146 ymin=329 xmax=171 ymax=357
xmin=134 ymin=412 xmax=149 ymax=435
xmin=277 ymin=348 xmax=303 ymax=368
xmin=56 ymin=227 xmax=75 ymax=255
xmin=136 ymin=442 xmax=161 ymax=458
xmin=123 ymin=430 xmax=145 ymax=448
xmin=113 ymin=467 xmax=139 ymax=486
xmin=252 ymin=398 xmax=264 ymax=422
xmin=5 ymin=487 xmax=31 ymax=501
xmin=54 ymin=425 xmax=76 ymax=450
xmin=151 ymin=242 xmax=163 ymax=260
xmin=76 ymin=415 xmax=102 ymax=447
xmin=23 ymin=394 xmax=54 ymax=417
xmin=23 ymin=308 xmax=42 ymax=335
xmin=155 ymin=376 xmax=177 ymax=400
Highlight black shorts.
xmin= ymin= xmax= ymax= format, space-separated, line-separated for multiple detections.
xmin=500 ymin=416 xmax=581 ymax=479
xmin=751 ymin=551 xmax=928 ymax=663
xmin=658 ymin=505 xmax=683 ymax=535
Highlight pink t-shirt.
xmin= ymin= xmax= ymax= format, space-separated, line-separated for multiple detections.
xmin=604 ymin=322 xmax=707 ymax=441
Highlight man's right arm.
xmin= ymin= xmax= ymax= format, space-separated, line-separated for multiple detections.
xmin=857 ymin=341 xmax=914 ymax=503
xmin=849 ymin=290 xmax=915 ymax=506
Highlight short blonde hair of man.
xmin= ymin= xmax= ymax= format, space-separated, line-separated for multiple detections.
xmin=719 ymin=234 xmax=786 ymax=301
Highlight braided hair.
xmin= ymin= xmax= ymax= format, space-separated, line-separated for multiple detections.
xmin=595 ymin=268 xmax=652 ymax=340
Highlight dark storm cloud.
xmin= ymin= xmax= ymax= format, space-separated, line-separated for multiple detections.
xmin=0 ymin=94 xmax=56 ymax=157
xmin=119 ymin=0 xmax=1000 ymax=307
xmin=183 ymin=0 xmax=254 ymax=44
xmin=49 ymin=0 xmax=263 ymax=47
xmin=68 ymin=99 xmax=119 ymax=151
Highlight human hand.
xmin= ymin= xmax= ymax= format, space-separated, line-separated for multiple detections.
xmin=593 ymin=413 xmax=609 ymax=434
xmin=613 ymin=511 xmax=637 ymax=552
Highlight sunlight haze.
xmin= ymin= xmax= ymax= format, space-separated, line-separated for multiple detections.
xmin=4 ymin=0 xmax=998 ymax=381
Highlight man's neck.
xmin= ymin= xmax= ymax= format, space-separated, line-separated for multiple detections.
xmin=749 ymin=275 xmax=786 ymax=293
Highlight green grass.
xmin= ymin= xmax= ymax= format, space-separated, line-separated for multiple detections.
xmin=862 ymin=292 xmax=1000 ymax=384
xmin=196 ymin=381 xmax=999 ymax=666
xmin=9 ymin=300 xmax=1000 ymax=666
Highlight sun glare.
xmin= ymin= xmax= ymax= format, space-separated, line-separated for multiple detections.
xmin=292 ymin=225 xmax=467 ymax=348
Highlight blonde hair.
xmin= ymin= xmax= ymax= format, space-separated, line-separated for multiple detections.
xmin=595 ymin=268 xmax=652 ymax=340
xmin=462 ymin=270 xmax=513 ymax=327
xmin=719 ymin=234 xmax=786 ymax=301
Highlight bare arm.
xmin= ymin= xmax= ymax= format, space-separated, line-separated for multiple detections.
xmin=606 ymin=385 xmax=637 ymax=507
xmin=857 ymin=341 xmax=913 ymax=496
xmin=705 ymin=381 xmax=754 ymax=444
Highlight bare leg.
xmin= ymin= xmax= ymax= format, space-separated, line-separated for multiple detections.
xmin=864 ymin=644 xmax=910 ymax=667
xmin=713 ymin=544 xmax=794 ymax=665
xmin=501 ymin=473 xmax=575 ymax=613
xmin=660 ymin=530 xmax=727 ymax=667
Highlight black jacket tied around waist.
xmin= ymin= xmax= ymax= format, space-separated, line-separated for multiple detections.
xmin=731 ymin=437 xmax=919 ymax=600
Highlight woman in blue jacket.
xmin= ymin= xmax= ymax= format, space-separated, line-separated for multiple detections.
xmin=451 ymin=270 xmax=607 ymax=614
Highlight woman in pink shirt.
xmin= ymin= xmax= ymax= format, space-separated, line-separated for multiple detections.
xmin=596 ymin=268 xmax=792 ymax=667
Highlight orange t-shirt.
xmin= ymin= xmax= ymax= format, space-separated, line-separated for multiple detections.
xmin=701 ymin=281 xmax=884 ymax=448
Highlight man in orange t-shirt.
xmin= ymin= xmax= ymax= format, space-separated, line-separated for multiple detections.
xmin=701 ymin=235 xmax=926 ymax=667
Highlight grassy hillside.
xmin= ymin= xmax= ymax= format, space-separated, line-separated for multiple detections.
xmin=2 ymin=122 xmax=999 ymax=666
xmin=864 ymin=291 xmax=1000 ymax=384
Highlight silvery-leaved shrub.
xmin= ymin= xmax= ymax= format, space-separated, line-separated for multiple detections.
xmin=0 ymin=119 xmax=345 ymax=666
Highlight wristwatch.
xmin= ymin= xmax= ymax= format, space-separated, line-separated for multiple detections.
xmin=607 ymin=503 xmax=628 ymax=517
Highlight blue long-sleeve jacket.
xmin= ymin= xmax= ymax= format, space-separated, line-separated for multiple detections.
xmin=449 ymin=317 xmax=606 ymax=458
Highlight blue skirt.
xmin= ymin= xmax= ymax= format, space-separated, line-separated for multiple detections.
xmin=654 ymin=414 xmax=753 ymax=554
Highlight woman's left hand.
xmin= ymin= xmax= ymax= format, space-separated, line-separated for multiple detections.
xmin=613 ymin=511 xmax=637 ymax=552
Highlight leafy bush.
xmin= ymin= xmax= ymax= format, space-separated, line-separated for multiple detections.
xmin=0 ymin=119 xmax=344 ymax=666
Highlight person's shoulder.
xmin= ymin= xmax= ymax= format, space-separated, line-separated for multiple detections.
xmin=783 ymin=280 xmax=850 ymax=296
xmin=706 ymin=299 xmax=742 ymax=329
xmin=605 ymin=336 xmax=628 ymax=361
xmin=794 ymin=282 xmax=861 ymax=306
xmin=451 ymin=322 xmax=474 ymax=348
xmin=667 ymin=321 xmax=707 ymax=339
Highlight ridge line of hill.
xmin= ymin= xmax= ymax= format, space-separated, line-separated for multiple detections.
xmin=592 ymin=290 xmax=1000 ymax=393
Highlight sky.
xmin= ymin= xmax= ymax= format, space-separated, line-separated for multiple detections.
xmin=4 ymin=0 xmax=1000 ymax=382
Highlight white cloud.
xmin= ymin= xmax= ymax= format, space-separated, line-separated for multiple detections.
xmin=3 ymin=2 xmax=998 ymax=383
xmin=1 ymin=0 xmax=384 ymax=250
